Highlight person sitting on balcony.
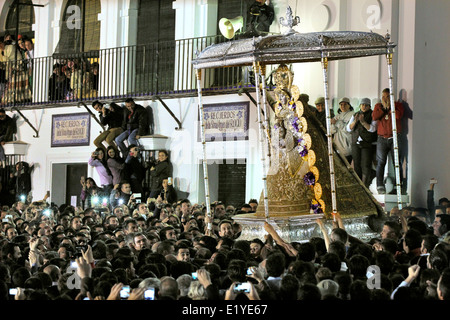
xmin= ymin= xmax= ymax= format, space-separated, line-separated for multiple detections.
xmin=0 ymin=108 xmax=15 ymax=167
xmin=92 ymin=101 xmax=124 ymax=155
xmin=115 ymin=98 xmax=149 ymax=158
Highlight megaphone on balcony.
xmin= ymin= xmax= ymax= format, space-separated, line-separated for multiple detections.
xmin=219 ymin=16 xmax=244 ymax=39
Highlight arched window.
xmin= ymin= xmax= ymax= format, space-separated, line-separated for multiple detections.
xmin=53 ymin=0 xmax=101 ymax=56
xmin=4 ymin=0 xmax=35 ymax=40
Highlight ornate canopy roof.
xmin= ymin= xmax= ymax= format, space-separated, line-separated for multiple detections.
xmin=192 ymin=7 xmax=396 ymax=69
xmin=193 ymin=31 xmax=396 ymax=69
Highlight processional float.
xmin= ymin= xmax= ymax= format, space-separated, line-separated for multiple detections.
xmin=193 ymin=7 xmax=402 ymax=242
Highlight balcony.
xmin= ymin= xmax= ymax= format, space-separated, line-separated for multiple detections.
xmin=0 ymin=35 xmax=264 ymax=110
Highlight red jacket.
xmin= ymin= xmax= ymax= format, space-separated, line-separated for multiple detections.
xmin=372 ymin=101 xmax=404 ymax=138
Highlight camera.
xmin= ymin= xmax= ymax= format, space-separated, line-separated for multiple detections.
xmin=132 ymin=193 xmax=142 ymax=204
xmin=233 ymin=282 xmax=251 ymax=293
xmin=191 ymin=272 xmax=198 ymax=280
xmin=144 ymin=287 xmax=155 ymax=300
xmin=74 ymin=245 xmax=88 ymax=258
xmin=9 ymin=288 xmax=17 ymax=296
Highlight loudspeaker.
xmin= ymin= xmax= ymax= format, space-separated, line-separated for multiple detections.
xmin=219 ymin=16 xmax=244 ymax=39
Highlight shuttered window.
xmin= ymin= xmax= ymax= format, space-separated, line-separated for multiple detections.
xmin=53 ymin=0 xmax=100 ymax=57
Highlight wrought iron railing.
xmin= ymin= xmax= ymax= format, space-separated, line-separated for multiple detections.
xmin=0 ymin=35 xmax=258 ymax=109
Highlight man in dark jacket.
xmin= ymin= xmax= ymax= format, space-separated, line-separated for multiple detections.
xmin=346 ymin=98 xmax=378 ymax=188
xmin=115 ymin=98 xmax=149 ymax=158
xmin=92 ymin=101 xmax=124 ymax=154
xmin=124 ymin=144 xmax=147 ymax=195
xmin=0 ymin=108 xmax=15 ymax=166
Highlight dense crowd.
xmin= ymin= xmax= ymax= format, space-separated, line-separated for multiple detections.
xmin=0 ymin=177 xmax=449 ymax=301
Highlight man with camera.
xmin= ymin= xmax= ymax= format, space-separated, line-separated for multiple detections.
xmin=92 ymin=100 xmax=124 ymax=155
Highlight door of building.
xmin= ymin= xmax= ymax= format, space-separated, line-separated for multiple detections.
xmin=52 ymin=163 xmax=87 ymax=208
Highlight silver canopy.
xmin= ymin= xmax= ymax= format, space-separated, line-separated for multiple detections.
xmin=192 ymin=30 xmax=396 ymax=69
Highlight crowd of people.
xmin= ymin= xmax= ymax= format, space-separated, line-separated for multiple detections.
xmin=300 ymin=88 xmax=409 ymax=194
xmin=0 ymin=170 xmax=449 ymax=302
xmin=47 ymin=57 xmax=99 ymax=102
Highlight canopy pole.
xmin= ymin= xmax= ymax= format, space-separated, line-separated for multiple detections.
xmin=195 ymin=69 xmax=213 ymax=232
xmin=253 ymin=61 xmax=270 ymax=221
xmin=321 ymin=55 xmax=338 ymax=220
xmin=386 ymin=50 xmax=403 ymax=210
xmin=260 ymin=64 xmax=271 ymax=163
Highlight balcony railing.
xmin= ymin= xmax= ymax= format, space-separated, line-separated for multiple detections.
xmin=0 ymin=35 xmax=259 ymax=109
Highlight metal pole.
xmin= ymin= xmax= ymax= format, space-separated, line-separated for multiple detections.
xmin=386 ymin=51 xmax=403 ymax=210
xmin=253 ymin=61 xmax=269 ymax=220
xmin=260 ymin=65 xmax=271 ymax=161
xmin=195 ymin=69 xmax=212 ymax=232
xmin=14 ymin=0 xmax=19 ymax=105
xmin=321 ymin=55 xmax=338 ymax=219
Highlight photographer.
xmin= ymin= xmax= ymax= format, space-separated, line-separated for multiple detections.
xmin=92 ymin=101 xmax=124 ymax=155
xmin=148 ymin=150 xmax=173 ymax=199
xmin=80 ymin=177 xmax=108 ymax=209
xmin=88 ymin=148 xmax=114 ymax=195
xmin=109 ymin=180 xmax=134 ymax=209
xmin=346 ymin=98 xmax=378 ymax=187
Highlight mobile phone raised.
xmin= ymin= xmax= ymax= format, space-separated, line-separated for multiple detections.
xmin=120 ymin=285 xmax=130 ymax=299
xmin=233 ymin=282 xmax=251 ymax=293
xmin=144 ymin=287 xmax=155 ymax=300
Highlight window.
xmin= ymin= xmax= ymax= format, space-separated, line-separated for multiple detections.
xmin=53 ymin=0 xmax=101 ymax=56
xmin=4 ymin=0 xmax=35 ymax=40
